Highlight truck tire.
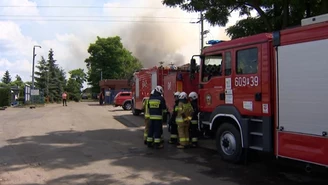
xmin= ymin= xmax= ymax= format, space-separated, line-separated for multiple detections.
xmin=123 ymin=101 xmax=132 ymax=110
xmin=216 ymin=123 xmax=243 ymax=163
xmin=132 ymin=102 xmax=141 ymax=116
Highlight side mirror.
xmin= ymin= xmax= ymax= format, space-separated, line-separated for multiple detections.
xmin=190 ymin=58 xmax=196 ymax=73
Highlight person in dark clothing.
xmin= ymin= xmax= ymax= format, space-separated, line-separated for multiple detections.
xmin=168 ymin=91 xmax=180 ymax=144
xmin=147 ymin=86 xmax=167 ymax=149
xmin=189 ymin=91 xmax=199 ymax=147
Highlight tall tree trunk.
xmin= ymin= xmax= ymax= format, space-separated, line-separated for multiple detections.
xmin=320 ymin=0 xmax=328 ymax=14
xmin=282 ymin=0 xmax=290 ymax=29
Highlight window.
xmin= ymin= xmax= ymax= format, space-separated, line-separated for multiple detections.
xmin=120 ymin=93 xmax=131 ymax=96
xmin=202 ymin=54 xmax=223 ymax=82
xmin=224 ymin=52 xmax=231 ymax=76
xmin=236 ymin=48 xmax=258 ymax=74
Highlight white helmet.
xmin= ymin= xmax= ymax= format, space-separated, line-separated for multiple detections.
xmin=155 ymin=85 xmax=163 ymax=95
xmin=174 ymin=91 xmax=180 ymax=96
xmin=178 ymin=92 xmax=187 ymax=99
xmin=189 ymin=91 xmax=198 ymax=100
xmin=150 ymin=90 xmax=155 ymax=94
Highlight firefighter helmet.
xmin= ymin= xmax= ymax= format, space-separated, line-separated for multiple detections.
xmin=188 ymin=91 xmax=198 ymax=100
xmin=174 ymin=91 xmax=180 ymax=96
xmin=155 ymin=85 xmax=163 ymax=95
xmin=178 ymin=92 xmax=187 ymax=99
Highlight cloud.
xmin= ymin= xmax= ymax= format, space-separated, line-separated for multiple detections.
xmin=0 ymin=0 xmax=252 ymax=86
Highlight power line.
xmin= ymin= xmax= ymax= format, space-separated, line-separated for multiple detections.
xmin=0 ymin=5 xmax=167 ymax=9
xmin=0 ymin=18 xmax=195 ymax=24
xmin=0 ymin=15 xmax=198 ymax=20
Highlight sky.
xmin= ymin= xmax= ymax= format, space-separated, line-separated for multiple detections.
xmin=0 ymin=0 xmax=255 ymax=88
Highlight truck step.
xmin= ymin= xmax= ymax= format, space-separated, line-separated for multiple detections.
xmin=250 ymin=132 xmax=263 ymax=136
xmin=250 ymin=118 xmax=263 ymax=123
xmin=249 ymin=146 xmax=263 ymax=151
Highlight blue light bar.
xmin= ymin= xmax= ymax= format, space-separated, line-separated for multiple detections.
xmin=207 ymin=40 xmax=224 ymax=45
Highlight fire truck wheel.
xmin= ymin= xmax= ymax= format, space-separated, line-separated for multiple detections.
xmin=216 ymin=123 xmax=243 ymax=163
xmin=123 ymin=101 xmax=132 ymax=110
xmin=132 ymin=104 xmax=141 ymax=116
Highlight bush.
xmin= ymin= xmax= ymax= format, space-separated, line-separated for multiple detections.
xmin=0 ymin=87 xmax=10 ymax=107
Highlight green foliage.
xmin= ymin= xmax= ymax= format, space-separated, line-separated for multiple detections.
xmin=0 ymin=87 xmax=10 ymax=107
xmin=1 ymin=70 xmax=11 ymax=84
xmin=162 ymin=0 xmax=328 ymax=39
xmin=65 ymin=68 xmax=87 ymax=102
xmin=10 ymin=75 xmax=24 ymax=88
xmin=85 ymin=36 xmax=142 ymax=92
xmin=35 ymin=49 xmax=67 ymax=103
xmin=68 ymin=68 xmax=87 ymax=89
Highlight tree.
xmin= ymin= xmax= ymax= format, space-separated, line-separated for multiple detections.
xmin=11 ymin=75 xmax=24 ymax=87
xmin=85 ymin=36 xmax=142 ymax=92
xmin=162 ymin=0 xmax=328 ymax=39
xmin=46 ymin=49 xmax=66 ymax=102
xmin=35 ymin=56 xmax=49 ymax=94
xmin=68 ymin=68 xmax=87 ymax=89
xmin=2 ymin=70 xmax=11 ymax=84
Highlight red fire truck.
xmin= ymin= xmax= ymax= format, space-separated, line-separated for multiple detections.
xmin=131 ymin=65 xmax=199 ymax=117
xmin=131 ymin=66 xmax=170 ymax=116
xmin=189 ymin=14 xmax=328 ymax=167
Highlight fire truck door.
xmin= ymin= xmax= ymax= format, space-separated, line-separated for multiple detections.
xmin=233 ymin=46 xmax=262 ymax=115
xmin=199 ymin=53 xmax=225 ymax=111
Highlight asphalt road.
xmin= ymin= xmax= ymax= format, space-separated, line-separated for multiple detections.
xmin=0 ymin=102 xmax=326 ymax=185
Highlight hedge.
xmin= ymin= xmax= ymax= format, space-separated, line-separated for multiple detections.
xmin=0 ymin=87 xmax=10 ymax=107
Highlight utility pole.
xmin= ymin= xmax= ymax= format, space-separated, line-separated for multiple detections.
xmin=200 ymin=12 xmax=204 ymax=53
xmin=31 ymin=45 xmax=41 ymax=89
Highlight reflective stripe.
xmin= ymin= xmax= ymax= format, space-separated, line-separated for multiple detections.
xmin=192 ymin=138 xmax=198 ymax=142
xmin=179 ymin=138 xmax=190 ymax=142
xmin=184 ymin=116 xmax=192 ymax=121
xmin=170 ymin=134 xmax=178 ymax=138
xmin=191 ymin=120 xmax=198 ymax=124
xmin=174 ymin=106 xmax=179 ymax=111
xmin=147 ymin=137 xmax=153 ymax=142
xmin=175 ymin=117 xmax=183 ymax=123
xmin=149 ymin=99 xmax=161 ymax=108
xmin=144 ymin=99 xmax=149 ymax=118
xmin=154 ymin=138 xmax=161 ymax=143
xmin=149 ymin=115 xmax=162 ymax=120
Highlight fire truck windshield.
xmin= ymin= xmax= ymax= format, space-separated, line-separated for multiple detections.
xmin=202 ymin=55 xmax=223 ymax=82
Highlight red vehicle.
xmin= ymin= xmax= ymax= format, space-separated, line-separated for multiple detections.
xmin=163 ymin=71 xmax=199 ymax=114
xmin=131 ymin=66 xmax=170 ymax=115
xmin=189 ymin=14 xmax=328 ymax=168
xmin=113 ymin=91 xmax=133 ymax=110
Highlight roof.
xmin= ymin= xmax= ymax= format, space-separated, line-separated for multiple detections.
xmin=202 ymin=33 xmax=273 ymax=54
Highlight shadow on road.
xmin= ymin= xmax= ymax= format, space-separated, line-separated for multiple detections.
xmin=0 ymin=127 xmax=327 ymax=185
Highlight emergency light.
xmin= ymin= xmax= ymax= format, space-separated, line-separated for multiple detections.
xmin=207 ymin=40 xmax=224 ymax=45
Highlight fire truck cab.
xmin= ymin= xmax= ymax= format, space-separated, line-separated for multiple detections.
xmin=189 ymin=14 xmax=328 ymax=167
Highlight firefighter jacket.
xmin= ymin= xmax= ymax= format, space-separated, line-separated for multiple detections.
xmin=148 ymin=92 xmax=167 ymax=120
xmin=175 ymin=99 xmax=194 ymax=124
xmin=143 ymin=98 xmax=150 ymax=119
xmin=168 ymin=100 xmax=179 ymax=125
xmin=190 ymin=99 xmax=198 ymax=125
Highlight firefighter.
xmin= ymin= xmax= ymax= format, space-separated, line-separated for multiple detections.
xmin=189 ymin=91 xmax=199 ymax=147
xmin=143 ymin=90 xmax=155 ymax=145
xmin=168 ymin=91 xmax=180 ymax=144
xmin=176 ymin=92 xmax=194 ymax=149
xmin=147 ymin=86 xmax=167 ymax=149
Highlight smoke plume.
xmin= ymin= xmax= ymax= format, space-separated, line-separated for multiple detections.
xmin=118 ymin=2 xmax=197 ymax=68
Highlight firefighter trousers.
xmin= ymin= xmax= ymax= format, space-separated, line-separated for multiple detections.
xmin=144 ymin=117 xmax=150 ymax=142
xmin=147 ymin=120 xmax=163 ymax=146
xmin=190 ymin=120 xmax=198 ymax=145
xmin=177 ymin=121 xmax=190 ymax=146
xmin=169 ymin=122 xmax=178 ymax=143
